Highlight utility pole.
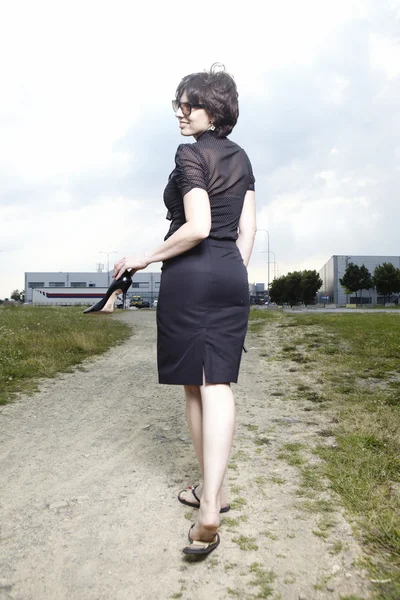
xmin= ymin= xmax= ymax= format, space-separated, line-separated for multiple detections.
xmin=257 ymin=229 xmax=270 ymax=306
xmin=99 ymin=251 xmax=119 ymax=287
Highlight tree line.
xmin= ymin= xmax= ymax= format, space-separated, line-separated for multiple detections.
xmin=269 ymin=270 xmax=322 ymax=306
xmin=339 ymin=262 xmax=400 ymax=303
xmin=268 ymin=261 xmax=400 ymax=306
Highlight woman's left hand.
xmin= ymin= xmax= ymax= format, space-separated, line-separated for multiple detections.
xmin=113 ymin=255 xmax=150 ymax=280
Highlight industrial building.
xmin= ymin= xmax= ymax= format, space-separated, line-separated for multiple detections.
xmin=25 ymin=271 xmax=161 ymax=306
xmin=318 ymin=255 xmax=400 ymax=304
xmin=25 ymin=271 xmax=265 ymax=306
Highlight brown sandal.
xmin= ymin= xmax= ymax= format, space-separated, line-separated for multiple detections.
xmin=182 ymin=524 xmax=220 ymax=555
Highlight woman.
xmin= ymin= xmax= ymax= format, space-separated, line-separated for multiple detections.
xmin=113 ymin=64 xmax=256 ymax=554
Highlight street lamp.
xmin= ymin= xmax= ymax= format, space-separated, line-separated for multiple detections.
xmin=269 ymin=250 xmax=277 ymax=280
xmin=99 ymin=251 xmax=119 ymax=287
xmin=257 ymin=229 xmax=270 ymax=306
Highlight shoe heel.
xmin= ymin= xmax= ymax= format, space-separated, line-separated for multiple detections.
xmin=101 ymin=291 xmax=120 ymax=313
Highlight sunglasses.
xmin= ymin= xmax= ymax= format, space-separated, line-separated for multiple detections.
xmin=172 ymin=100 xmax=205 ymax=117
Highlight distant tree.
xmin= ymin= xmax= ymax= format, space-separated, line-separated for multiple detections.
xmin=269 ymin=276 xmax=288 ymax=305
xmin=300 ymin=270 xmax=323 ymax=305
xmin=339 ymin=262 xmax=370 ymax=301
xmin=286 ymin=271 xmax=303 ymax=307
xmin=373 ymin=263 xmax=400 ymax=303
xmin=358 ymin=265 xmax=373 ymax=303
xmin=11 ymin=289 xmax=21 ymax=302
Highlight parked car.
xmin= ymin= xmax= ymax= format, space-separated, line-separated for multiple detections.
xmin=130 ymin=295 xmax=150 ymax=309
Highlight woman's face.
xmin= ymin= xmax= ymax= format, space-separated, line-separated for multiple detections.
xmin=175 ymin=90 xmax=213 ymax=139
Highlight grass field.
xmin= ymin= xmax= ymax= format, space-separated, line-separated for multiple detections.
xmin=0 ymin=304 xmax=131 ymax=405
xmin=249 ymin=309 xmax=400 ymax=599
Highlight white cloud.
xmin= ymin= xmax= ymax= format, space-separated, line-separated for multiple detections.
xmin=1 ymin=0 xmax=400 ymax=297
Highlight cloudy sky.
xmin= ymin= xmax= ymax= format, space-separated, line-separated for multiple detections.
xmin=1 ymin=0 xmax=400 ymax=298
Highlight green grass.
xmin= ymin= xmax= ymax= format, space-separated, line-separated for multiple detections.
xmin=248 ymin=309 xmax=278 ymax=333
xmin=232 ymin=535 xmax=259 ymax=551
xmin=279 ymin=312 xmax=400 ymax=598
xmin=0 ymin=305 xmax=131 ymax=405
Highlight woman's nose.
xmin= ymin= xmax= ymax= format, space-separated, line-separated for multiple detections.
xmin=175 ymin=106 xmax=184 ymax=117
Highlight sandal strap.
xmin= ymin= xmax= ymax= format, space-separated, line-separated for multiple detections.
xmin=190 ymin=484 xmax=201 ymax=504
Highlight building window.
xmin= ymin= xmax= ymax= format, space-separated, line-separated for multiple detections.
xmin=70 ymin=282 xmax=86 ymax=288
xmin=155 ymin=282 xmax=160 ymax=288
xmin=28 ymin=282 xmax=44 ymax=288
xmin=132 ymin=282 xmax=149 ymax=288
xmin=88 ymin=283 xmax=96 ymax=287
xmin=49 ymin=282 xmax=65 ymax=288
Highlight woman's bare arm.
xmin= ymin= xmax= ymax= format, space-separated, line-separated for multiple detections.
xmin=236 ymin=190 xmax=256 ymax=267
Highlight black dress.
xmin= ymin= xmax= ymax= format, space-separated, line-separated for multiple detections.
xmin=157 ymin=130 xmax=255 ymax=385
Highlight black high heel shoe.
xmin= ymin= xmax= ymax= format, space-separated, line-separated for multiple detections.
xmin=83 ymin=271 xmax=132 ymax=314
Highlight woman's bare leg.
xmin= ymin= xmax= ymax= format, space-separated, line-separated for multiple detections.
xmin=181 ymin=384 xmax=229 ymax=508
xmin=190 ymin=379 xmax=235 ymax=541
xmin=184 ymin=385 xmax=204 ymax=477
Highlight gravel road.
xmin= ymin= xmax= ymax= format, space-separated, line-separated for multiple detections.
xmin=0 ymin=310 xmax=370 ymax=600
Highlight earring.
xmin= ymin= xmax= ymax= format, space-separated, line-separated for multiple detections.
xmin=209 ymin=123 xmax=216 ymax=131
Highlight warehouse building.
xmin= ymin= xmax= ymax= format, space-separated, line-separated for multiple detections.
xmin=25 ymin=271 xmax=161 ymax=306
xmin=318 ymin=255 xmax=400 ymax=304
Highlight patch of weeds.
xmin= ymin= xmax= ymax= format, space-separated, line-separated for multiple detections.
xmin=256 ymin=447 xmax=262 ymax=455
xmin=322 ymin=346 xmax=340 ymax=355
xmin=227 ymin=589 xmax=242 ymax=597
xmin=337 ymin=384 xmax=355 ymax=394
xmin=318 ymin=428 xmax=335 ymax=437
xmin=270 ymin=391 xmax=284 ymax=396
xmin=278 ymin=442 xmax=306 ymax=467
xmin=232 ymin=535 xmax=259 ymax=551
xmin=207 ymin=558 xmax=219 ymax=568
xmin=262 ymin=529 xmax=278 ymax=540
xmin=248 ymin=562 xmax=277 ymax=597
xmin=224 ymin=561 xmax=237 ymax=572
xmin=231 ymin=484 xmax=242 ymax=494
xmin=170 ymin=594 xmax=183 ymax=599
xmin=254 ymin=437 xmax=272 ymax=446
xmin=282 ymin=344 xmax=297 ymax=352
xmin=313 ymin=574 xmax=331 ymax=591
xmin=384 ymin=392 xmax=400 ymax=406
xmin=297 ymin=383 xmax=311 ymax=391
xmin=286 ymin=532 xmax=296 ymax=539
xmin=228 ymin=462 xmax=238 ymax=470
xmin=222 ymin=517 xmax=240 ymax=529
xmin=299 ymin=464 xmax=326 ymax=494
xmin=269 ymin=475 xmax=285 ymax=485
xmin=299 ymin=499 xmax=335 ymax=513
xmin=288 ymin=367 xmax=298 ymax=372
xmin=288 ymin=352 xmax=313 ymax=364
xmin=246 ymin=423 xmax=259 ymax=431
xmin=305 ymin=391 xmax=326 ymax=403
xmin=231 ymin=450 xmax=249 ymax=461
xmin=230 ymin=497 xmax=247 ymax=510
xmin=254 ymin=475 xmax=267 ymax=485
xmin=283 ymin=572 xmax=296 ymax=584
xmin=328 ymin=540 xmax=344 ymax=555
xmin=184 ymin=511 xmax=192 ymax=521
xmin=275 ymin=553 xmax=287 ymax=558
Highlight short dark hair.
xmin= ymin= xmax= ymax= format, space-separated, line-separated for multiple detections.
xmin=175 ymin=63 xmax=239 ymax=138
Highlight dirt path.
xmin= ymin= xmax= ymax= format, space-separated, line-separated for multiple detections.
xmin=0 ymin=311 xmax=370 ymax=600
